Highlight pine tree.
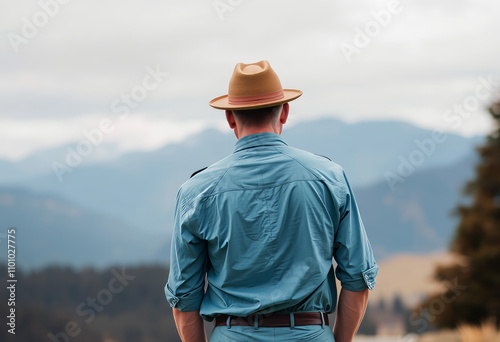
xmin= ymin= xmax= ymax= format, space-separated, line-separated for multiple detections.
xmin=418 ymin=97 xmax=500 ymax=328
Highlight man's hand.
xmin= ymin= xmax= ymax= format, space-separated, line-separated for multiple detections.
xmin=172 ymin=308 xmax=207 ymax=342
xmin=333 ymin=288 xmax=369 ymax=342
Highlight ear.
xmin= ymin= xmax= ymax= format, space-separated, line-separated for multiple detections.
xmin=225 ymin=110 xmax=237 ymax=129
xmin=279 ymin=103 xmax=290 ymax=125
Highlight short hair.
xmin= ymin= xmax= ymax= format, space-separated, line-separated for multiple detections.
xmin=232 ymin=104 xmax=283 ymax=127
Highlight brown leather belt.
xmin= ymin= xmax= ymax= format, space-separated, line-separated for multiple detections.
xmin=214 ymin=312 xmax=329 ymax=328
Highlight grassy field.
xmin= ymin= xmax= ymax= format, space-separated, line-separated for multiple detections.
xmin=417 ymin=321 xmax=500 ymax=342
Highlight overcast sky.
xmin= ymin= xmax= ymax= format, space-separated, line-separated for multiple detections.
xmin=1 ymin=0 xmax=499 ymax=161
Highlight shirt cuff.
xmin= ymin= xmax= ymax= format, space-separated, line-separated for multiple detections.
xmin=340 ymin=265 xmax=379 ymax=292
xmin=165 ymin=282 xmax=204 ymax=312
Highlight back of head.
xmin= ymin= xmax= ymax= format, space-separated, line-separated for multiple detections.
xmin=232 ymin=104 xmax=283 ymax=128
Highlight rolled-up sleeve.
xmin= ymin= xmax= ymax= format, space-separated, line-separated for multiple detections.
xmin=165 ymin=190 xmax=208 ymax=311
xmin=333 ymin=170 xmax=378 ymax=292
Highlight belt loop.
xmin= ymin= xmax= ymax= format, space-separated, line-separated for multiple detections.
xmin=320 ymin=312 xmax=325 ymax=328
xmin=226 ymin=315 xmax=231 ymax=329
xmin=254 ymin=314 xmax=259 ymax=330
xmin=289 ymin=313 xmax=295 ymax=330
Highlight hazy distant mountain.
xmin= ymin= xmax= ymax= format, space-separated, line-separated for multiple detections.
xmin=355 ymin=153 xmax=477 ymax=259
xmin=12 ymin=129 xmax=233 ymax=234
xmin=284 ymin=118 xmax=482 ymax=184
xmin=1 ymin=118 xmax=482 ymax=186
xmin=0 ymin=143 xmax=125 ymax=184
xmin=0 ymin=118 xmax=484 ymax=269
xmin=4 ymin=119 xmax=482 ymax=231
xmin=0 ymin=187 xmax=164 ymax=269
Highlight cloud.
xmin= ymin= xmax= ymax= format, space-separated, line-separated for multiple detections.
xmin=0 ymin=112 xmax=227 ymax=161
xmin=1 ymin=0 xmax=499 ymax=160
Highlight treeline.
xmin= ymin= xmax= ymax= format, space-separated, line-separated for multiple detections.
xmin=357 ymin=294 xmax=409 ymax=335
xmin=0 ymin=264 xmax=181 ymax=342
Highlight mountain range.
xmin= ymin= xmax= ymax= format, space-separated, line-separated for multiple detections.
xmin=0 ymin=117 xmax=483 ymax=269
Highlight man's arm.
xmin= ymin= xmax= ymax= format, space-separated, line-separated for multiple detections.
xmin=173 ymin=308 xmax=207 ymax=342
xmin=333 ymin=288 xmax=369 ymax=342
xmin=330 ymin=169 xmax=377 ymax=341
xmin=166 ymin=188 xmax=209 ymax=341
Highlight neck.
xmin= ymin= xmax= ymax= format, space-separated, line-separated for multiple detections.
xmin=236 ymin=125 xmax=282 ymax=139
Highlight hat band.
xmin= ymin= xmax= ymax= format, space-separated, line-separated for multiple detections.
xmin=228 ymin=90 xmax=284 ymax=105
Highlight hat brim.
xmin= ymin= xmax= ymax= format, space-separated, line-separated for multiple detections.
xmin=209 ymin=89 xmax=303 ymax=110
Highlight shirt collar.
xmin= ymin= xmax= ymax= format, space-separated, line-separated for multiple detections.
xmin=233 ymin=132 xmax=288 ymax=153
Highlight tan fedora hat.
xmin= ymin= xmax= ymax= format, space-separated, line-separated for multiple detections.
xmin=209 ymin=60 xmax=302 ymax=110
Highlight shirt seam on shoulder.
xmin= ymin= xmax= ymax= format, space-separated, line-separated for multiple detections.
xmin=180 ymin=155 xmax=244 ymax=213
xmin=273 ymin=146 xmax=349 ymax=211
xmin=272 ymin=146 xmax=322 ymax=181
xmin=205 ymin=154 xmax=246 ymax=197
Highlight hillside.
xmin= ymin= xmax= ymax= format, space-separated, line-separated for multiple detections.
xmin=0 ymin=187 xmax=164 ymax=269
xmin=355 ymin=153 xmax=478 ymax=258
xmin=369 ymin=252 xmax=463 ymax=307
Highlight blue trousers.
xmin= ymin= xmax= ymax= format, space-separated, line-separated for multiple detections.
xmin=210 ymin=325 xmax=335 ymax=341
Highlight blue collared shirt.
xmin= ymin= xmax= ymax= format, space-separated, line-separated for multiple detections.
xmin=165 ymin=132 xmax=378 ymax=321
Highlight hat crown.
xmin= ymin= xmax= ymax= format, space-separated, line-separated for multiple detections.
xmin=209 ymin=60 xmax=302 ymax=110
xmin=229 ymin=60 xmax=283 ymax=97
